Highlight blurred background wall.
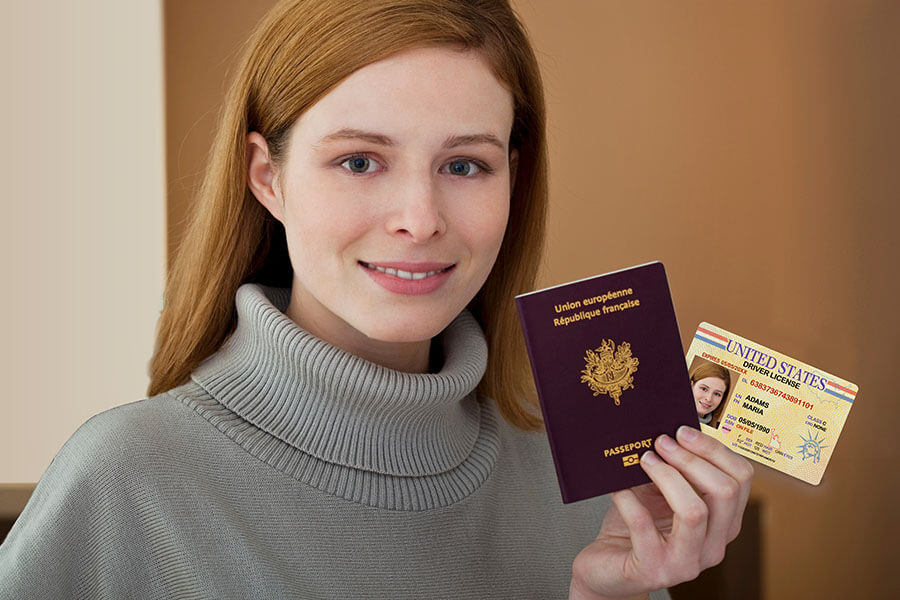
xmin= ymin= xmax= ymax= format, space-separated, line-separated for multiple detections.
xmin=2 ymin=1 xmax=897 ymax=598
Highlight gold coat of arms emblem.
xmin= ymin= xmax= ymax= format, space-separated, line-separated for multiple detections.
xmin=580 ymin=339 xmax=639 ymax=405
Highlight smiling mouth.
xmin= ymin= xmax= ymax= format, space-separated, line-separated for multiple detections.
xmin=359 ymin=261 xmax=455 ymax=280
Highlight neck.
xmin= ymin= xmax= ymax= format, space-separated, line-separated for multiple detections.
xmin=285 ymin=296 xmax=433 ymax=374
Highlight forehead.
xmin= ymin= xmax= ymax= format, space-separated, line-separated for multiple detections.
xmin=292 ymin=46 xmax=515 ymax=146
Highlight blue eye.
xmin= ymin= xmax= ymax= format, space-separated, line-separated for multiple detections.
xmin=340 ymin=155 xmax=379 ymax=174
xmin=443 ymin=159 xmax=484 ymax=177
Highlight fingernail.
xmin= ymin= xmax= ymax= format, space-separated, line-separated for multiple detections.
xmin=641 ymin=450 xmax=660 ymax=465
xmin=678 ymin=425 xmax=699 ymax=442
xmin=657 ymin=434 xmax=677 ymax=452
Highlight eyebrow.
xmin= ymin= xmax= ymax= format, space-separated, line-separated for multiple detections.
xmin=317 ymin=128 xmax=395 ymax=147
xmin=316 ymin=128 xmax=506 ymax=151
xmin=443 ymin=133 xmax=506 ymax=151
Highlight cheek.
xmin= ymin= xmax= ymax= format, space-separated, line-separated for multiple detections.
xmin=282 ymin=180 xmax=375 ymax=265
xmin=445 ymin=175 xmax=509 ymax=226
xmin=462 ymin=198 xmax=510 ymax=259
xmin=469 ymin=218 xmax=508 ymax=285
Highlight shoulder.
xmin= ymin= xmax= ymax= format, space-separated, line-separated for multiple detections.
xmin=492 ymin=405 xmax=553 ymax=471
xmin=55 ymin=393 xmax=199 ymax=474
xmin=7 ymin=389 xmax=217 ymax=543
xmin=0 ymin=394 xmax=206 ymax=597
xmin=484 ymin=398 xmax=613 ymax=552
xmin=78 ymin=391 xmax=196 ymax=437
xmin=493 ymin=415 xmax=582 ymax=512
xmin=33 ymin=387 xmax=226 ymax=507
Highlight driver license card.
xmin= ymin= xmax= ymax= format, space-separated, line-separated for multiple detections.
xmin=685 ymin=323 xmax=857 ymax=485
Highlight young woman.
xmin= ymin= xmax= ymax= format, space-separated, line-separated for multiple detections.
xmin=689 ymin=362 xmax=732 ymax=425
xmin=0 ymin=2 xmax=753 ymax=598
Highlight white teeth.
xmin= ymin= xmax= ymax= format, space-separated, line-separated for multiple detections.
xmin=363 ymin=262 xmax=448 ymax=280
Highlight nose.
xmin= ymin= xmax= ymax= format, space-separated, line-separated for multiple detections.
xmin=385 ymin=173 xmax=446 ymax=243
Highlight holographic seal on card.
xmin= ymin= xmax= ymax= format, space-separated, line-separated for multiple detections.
xmin=685 ymin=323 xmax=857 ymax=485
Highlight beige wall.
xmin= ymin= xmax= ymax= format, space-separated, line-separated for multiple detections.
xmin=166 ymin=0 xmax=896 ymax=598
xmin=0 ymin=1 xmax=166 ymax=483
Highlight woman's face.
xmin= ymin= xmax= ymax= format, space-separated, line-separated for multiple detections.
xmin=692 ymin=376 xmax=728 ymax=417
xmin=247 ymin=47 xmax=515 ymax=372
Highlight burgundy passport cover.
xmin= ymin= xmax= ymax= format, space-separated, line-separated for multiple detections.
xmin=515 ymin=261 xmax=698 ymax=503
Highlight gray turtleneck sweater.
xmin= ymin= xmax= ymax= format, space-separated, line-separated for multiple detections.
xmin=0 ymin=284 xmax=670 ymax=599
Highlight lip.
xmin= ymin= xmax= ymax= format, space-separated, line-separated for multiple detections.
xmin=359 ymin=261 xmax=455 ymax=295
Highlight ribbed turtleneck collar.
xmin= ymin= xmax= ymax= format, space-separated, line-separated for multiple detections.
xmin=189 ymin=283 xmax=489 ymax=479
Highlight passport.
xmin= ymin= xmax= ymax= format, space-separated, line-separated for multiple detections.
xmin=515 ymin=261 xmax=698 ymax=503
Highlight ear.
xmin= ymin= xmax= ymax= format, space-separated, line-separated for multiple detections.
xmin=246 ymin=131 xmax=284 ymax=223
xmin=508 ymin=148 xmax=519 ymax=196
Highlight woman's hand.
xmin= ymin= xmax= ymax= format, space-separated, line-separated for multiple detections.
xmin=569 ymin=425 xmax=754 ymax=600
